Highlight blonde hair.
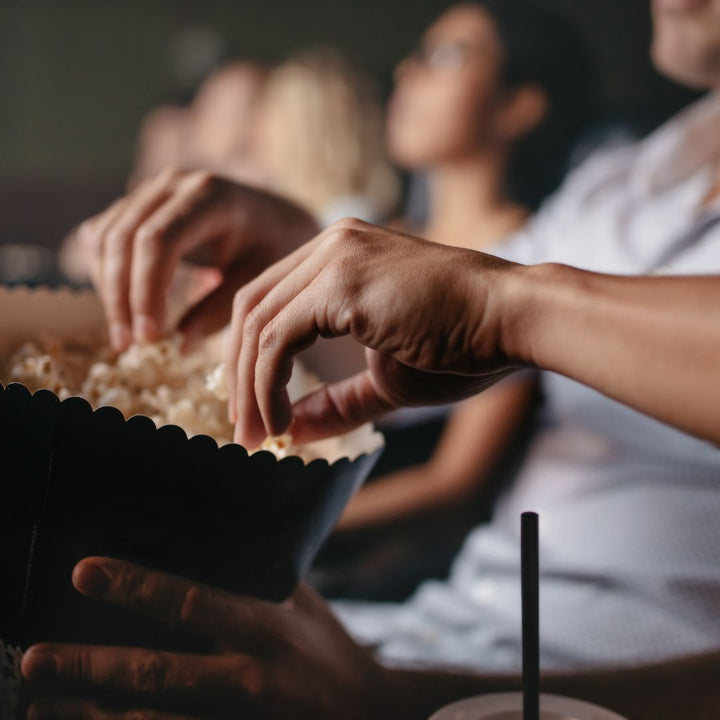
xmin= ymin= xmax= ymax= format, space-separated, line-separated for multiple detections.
xmin=259 ymin=48 xmax=399 ymax=221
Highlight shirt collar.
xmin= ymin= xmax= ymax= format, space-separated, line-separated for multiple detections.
xmin=631 ymin=91 xmax=720 ymax=197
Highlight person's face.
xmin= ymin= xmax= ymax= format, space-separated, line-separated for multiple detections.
xmin=191 ymin=64 xmax=266 ymax=164
xmin=651 ymin=0 xmax=720 ymax=88
xmin=386 ymin=4 xmax=506 ymax=169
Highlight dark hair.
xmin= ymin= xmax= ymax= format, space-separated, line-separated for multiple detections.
xmin=474 ymin=0 xmax=595 ymax=208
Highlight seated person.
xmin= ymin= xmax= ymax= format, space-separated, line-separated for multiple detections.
xmin=328 ymin=1 xmax=592 ymax=575
xmin=311 ymin=1 xmax=590 ymax=600
xmin=331 ymin=0 xmax=720 ymax=666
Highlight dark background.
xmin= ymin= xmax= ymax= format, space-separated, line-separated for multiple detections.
xmin=0 ymin=0 xmax=701 ymax=246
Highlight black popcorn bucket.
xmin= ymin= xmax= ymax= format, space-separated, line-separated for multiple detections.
xmin=0 ymin=286 xmax=383 ymax=716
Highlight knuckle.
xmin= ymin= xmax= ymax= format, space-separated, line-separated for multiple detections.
xmin=323 ymin=226 xmax=348 ymax=250
xmin=324 ymin=224 xmax=368 ymax=255
xmin=66 ymin=647 xmax=93 ymax=682
xmin=78 ymin=220 xmax=102 ymax=251
xmin=115 ymin=567 xmax=145 ymax=608
xmin=133 ymin=652 xmax=169 ymax=693
xmin=135 ymin=222 xmax=162 ymax=248
xmin=105 ymin=225 xmax=130 ymax=250
xmin=258 ymin=322 xmax=277 ymax=355
xmin=331 ymin=217 xmax=360 ymax=232
xmin=232 ymin=287 xmax=251 ymax=317
xmin=242 ymin=306 xmax=263 ymax=342
xmin=158 ymin=165 xmax=182 ymax=184
xmin=179 ymin=583 xmax=206 ymax=626
xmin=188 ymin=170 xmax=215 ymax=192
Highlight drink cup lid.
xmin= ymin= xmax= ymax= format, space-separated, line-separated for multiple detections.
xmin=428 ymin=692 xmax=628 ymax=720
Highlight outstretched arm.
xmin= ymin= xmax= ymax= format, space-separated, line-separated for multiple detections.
xmin=225 ymin=219 xmax=720 ymax=447
xmin=508 ymin=263 xmax=720 ymax=445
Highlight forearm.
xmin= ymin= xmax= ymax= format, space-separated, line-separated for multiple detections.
xmin=500 ymin=263 xmax=720 ymax=444
xmin=339 ymin=380 xmax=535 ymax=531
xmin=338 ymin=465 xmax=458 ymax=531
xmin=387 ymin=650 xmax=720 ymax=720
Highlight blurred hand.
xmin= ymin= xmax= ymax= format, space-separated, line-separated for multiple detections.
xmin=77 ymin=168 xmax=318 ymax=351
xmin=22 ymin=557 xmax=405 ymax=720
xmin=227 ymin=218 xmax=525 ymax=447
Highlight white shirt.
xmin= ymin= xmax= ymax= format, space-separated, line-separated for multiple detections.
xmin=333 ymin=93 xmax=720 ymax=672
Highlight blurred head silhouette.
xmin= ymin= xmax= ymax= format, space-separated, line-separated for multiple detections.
xmin=651 ymin=0 xmax=720 ymax=88
xmin=387 ymin=1 xmax=593 ymax=209
xmin=255 ymin=48 xmax=399 ymax=224
xmin=130 ymin=60 xmax=267 ymax=188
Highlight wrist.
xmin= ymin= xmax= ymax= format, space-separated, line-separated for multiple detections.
xmin=494 ymin=261 xmax=579 ymax=370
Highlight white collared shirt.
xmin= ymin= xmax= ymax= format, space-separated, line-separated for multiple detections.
xmin=333 ymin=93 xmax=720 ymax=672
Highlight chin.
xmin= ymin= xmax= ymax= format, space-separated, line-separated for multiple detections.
xmin=652 ymin=14 xmax=720 ymax=88
xmin=652 ymin=41 xmax=720 ymax=88
xmin=386 ymin=135 xmax=427 ymax=170
xmin=387 ymin=149 xmax=426 ymax=171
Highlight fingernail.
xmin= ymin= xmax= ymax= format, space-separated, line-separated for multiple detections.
xmin=22 ymin=648 xmax=57 ymax=683
xmin=72 ymin=561 xmax=109 ymax=596
xmin=109 ymin=322 xmax=131 ymax=352
xmin=133 ymin=314 xmax=159 ymax=343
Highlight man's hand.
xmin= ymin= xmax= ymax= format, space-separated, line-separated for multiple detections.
xmin=21 ymin=557 xmax=408 ymax=720
xmin=227 ymin=218 xmax=526 ymax=447
xmin=20 ymin=561 xmax=720 ymax=720
xmin=77 ymin=169 xmax=318 ymax=352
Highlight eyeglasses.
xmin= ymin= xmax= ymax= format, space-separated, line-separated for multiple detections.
xmin=411 ymin=39 xmax=495 ymax=71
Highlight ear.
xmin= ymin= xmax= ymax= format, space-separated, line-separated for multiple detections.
xmin=492 ymin=85 xmax=549 ymax=141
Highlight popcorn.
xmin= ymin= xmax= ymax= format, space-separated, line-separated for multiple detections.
xmin=260 ymin=434 xmax=296 ymax=459
xmin=205 ymin=362 xmax=227 ymax=400
xmin=2 ymin=336 xmax=312 ymax=458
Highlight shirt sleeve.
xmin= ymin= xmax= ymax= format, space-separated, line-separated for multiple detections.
xmin=492 ymin=140 xmax=638 ymax=267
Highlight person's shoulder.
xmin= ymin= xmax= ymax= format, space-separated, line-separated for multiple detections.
xmin=493 ymin=134 xmax=640 ymax=265
xmin=553 ymin=131 xmax=641 ymax=208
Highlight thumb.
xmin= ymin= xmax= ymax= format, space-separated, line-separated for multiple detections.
xmin=291 ymin=349 xmax=511 ymax=442
xmin=290 ymin=369 xmax=397 ymax=443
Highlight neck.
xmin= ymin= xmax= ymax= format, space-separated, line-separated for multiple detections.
xmin=423 ymin=151 xmax=528 ymax=251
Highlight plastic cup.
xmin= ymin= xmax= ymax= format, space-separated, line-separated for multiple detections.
xmin=428 ymin=692 xmax=628 ymax=720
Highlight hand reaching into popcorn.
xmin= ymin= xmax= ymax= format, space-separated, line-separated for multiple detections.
xmin=227 ymin=217 xmax=720 ymax=449
xmin=82 ymin=176 xmax=720 ymax=448
xmin=77 ymin=169 xmax=318 ymax=352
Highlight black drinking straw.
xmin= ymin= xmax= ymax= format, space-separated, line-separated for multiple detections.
xmin=522 ymin=511 xmax=540 ymax=720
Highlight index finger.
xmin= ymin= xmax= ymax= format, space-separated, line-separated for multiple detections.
xmin=225 ymin=233 xmax=325 ymax=424
xmin=72 ymin=557 xmax=290 ymax=644
xmin=127 ymin=174 xmax=240 ymax=342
